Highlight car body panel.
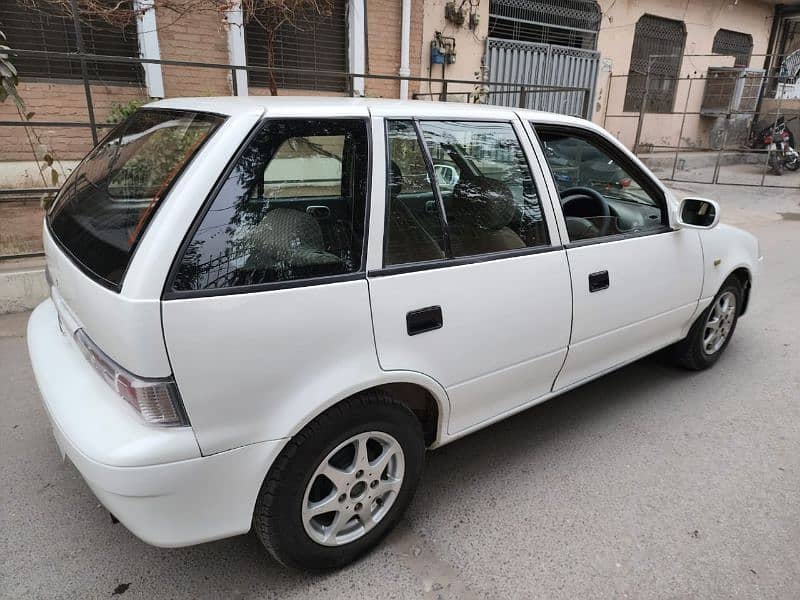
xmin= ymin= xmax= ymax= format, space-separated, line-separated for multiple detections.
xmin=555 ymin=229 xmax=704 ymax=389
xmin=162 ymin=280 xmax=381 ymax=455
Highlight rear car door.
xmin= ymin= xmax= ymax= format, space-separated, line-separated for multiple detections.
xmin=530 ymin=122 xmax=704 ymax=390
xmin=367 ymin=116 xmax=572 ymax=436
xmin=161 ymin=116 xmax=380 ymax=455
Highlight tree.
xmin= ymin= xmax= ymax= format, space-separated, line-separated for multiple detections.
xmin=20 ymin=0 xmax=334 ymax=95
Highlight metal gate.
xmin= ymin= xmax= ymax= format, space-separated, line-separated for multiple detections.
xmin=486 ymin=38 xmax=599 ymax=117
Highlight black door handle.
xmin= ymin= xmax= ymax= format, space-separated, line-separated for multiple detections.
xmin=588 ymin=270 xmax=610 ymax=292
xmin=406 ymin=306 xmax=443 ymax=336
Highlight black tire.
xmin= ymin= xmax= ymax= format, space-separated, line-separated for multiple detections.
xmin=670 ymin=277 xmax=743 ymax=371
xmin=253 ymin=390 xmax=425 ymax=570
xmin=785 ymin=155 xmax=800 ymax=171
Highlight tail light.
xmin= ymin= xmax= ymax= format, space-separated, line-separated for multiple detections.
xmin=73 ymin=328 xmax=189 ymax=427
xmin=764 ymin=135 xmax=773 ymax=144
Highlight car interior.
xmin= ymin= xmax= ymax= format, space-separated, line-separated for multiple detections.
xmin=384 ymin=120 xmax=549 ymax=266
xmin=536 ymin=129 xmax=666 ymax=241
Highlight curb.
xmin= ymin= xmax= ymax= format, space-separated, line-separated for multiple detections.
xmin=0 ymin=258 xmax=48 ymax=315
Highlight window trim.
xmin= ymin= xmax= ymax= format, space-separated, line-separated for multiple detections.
xmin=380 ymin=117 xmax=556 ymax=271
xmin=369 ymin=244 xmax=564 ymax=278
xmin=531 ymin=123 xmax=673 ymax=249
xmin=162 ymin=116 xmax=372 ymax=300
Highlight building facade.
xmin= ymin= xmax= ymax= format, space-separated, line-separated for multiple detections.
xmin=0 ymin=0 xmax=792 ymax=182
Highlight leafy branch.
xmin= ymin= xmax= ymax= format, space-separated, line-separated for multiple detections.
xmin=1 ymin=29 xmax=65 ymax=207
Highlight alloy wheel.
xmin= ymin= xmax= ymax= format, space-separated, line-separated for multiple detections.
xmin=702 ymin=291 xmax=737 ymax=355
xmin=301 ymin=431 xmax=405 ymax=547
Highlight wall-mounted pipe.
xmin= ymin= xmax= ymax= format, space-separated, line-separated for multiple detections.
xmin=399 ymin=0 xmax=411 ymax=99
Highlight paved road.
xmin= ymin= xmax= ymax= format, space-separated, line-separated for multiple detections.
xmin=2 ymin=182 xmax=799 ymax=599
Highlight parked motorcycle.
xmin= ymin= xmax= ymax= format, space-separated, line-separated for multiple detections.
xmin=758 ymin=117 xmax=799 ymax=176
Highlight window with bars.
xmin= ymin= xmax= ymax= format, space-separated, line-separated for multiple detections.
xmin=0 ymin=0 xmax=141 ymax=84
xmin=712 ymin=29 xmax=753 ymax=68
xmin=488 ymin=0 xmax=601 ymax=50
xmin=245 ymin=1 xmax=348 ymax=92
xmin=624 ymin=14 xmax=686 ymax=113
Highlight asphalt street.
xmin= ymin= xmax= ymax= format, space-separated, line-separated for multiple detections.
xmin=1 ymin=182 xmax=799 ymax=599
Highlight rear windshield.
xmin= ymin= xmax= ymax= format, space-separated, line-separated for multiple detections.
xmin=48 ymin=109 xmax=224 ymax=288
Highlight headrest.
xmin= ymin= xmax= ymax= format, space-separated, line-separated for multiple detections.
xmin=450 ymin=176 xmax=516 ymax=231
xmin=250 ymin=208 xmax=325 ymax=254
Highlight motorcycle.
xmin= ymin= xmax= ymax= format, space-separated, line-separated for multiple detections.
xmin=759 ymin=117 xmax=799 ymax=176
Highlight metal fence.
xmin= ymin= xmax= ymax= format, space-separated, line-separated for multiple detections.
xmin=0 ymin=46 xmax=592 ymax=260
xmin=600 ymin=53 xmax=800 ymax=190
xmin=485 ymin=38 xmax=599 ymax=115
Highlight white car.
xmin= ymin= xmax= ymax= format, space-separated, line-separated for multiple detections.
xmin=28 ymin=97 xmax=760 ymax=570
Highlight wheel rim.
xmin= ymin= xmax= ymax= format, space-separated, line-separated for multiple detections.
xmin=301 ymin=431 xmax=405 ymax=547
xmin=702 ymin=291 xmax=737 ymax=355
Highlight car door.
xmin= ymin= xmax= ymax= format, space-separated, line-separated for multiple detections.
xmin=367 ymin=116 xmax=572 ymax=436
xmin=529 ymin=122 xmax=704 ymax=391
xmin=161 ymin=116 xmax=380 ymax=455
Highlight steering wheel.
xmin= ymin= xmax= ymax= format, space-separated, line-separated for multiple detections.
xmin=559 ymin=186 xmax=612 ymax=239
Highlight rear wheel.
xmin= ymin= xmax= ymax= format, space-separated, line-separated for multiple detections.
xmin=670 ymin=277 xmax=742 ymax=370
xmin=253 ymin=390 xmax=425 ymax=570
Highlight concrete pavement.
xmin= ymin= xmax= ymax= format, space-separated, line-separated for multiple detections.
xmin=1 ymin=182 xmax=799 ymax=599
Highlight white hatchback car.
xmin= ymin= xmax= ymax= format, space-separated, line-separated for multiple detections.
xmin=28 ymin=97 xmax=760 ymax=570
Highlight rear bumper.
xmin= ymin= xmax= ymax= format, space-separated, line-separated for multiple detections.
xmin=27 ymin=300 xmax=285 ymax=546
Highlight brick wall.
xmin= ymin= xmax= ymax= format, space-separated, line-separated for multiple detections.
xmin=365 ymin=0 xmax=424 ymax=98
xmin=0 ymin=1 xmax=427 ymax=167
xmin=0 ymin=81 xmax=147 ymax=162
xmin=157 ymin=8 xmax=231 ymax=97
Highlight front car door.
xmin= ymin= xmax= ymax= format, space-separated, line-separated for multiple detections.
xmin=366 ymin=109 xmax=572 ymax=436
xmin=527 ymin=120 xmax=704 ymax=391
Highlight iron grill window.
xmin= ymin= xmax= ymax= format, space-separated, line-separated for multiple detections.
xmin=245 ymin=1 xmax=347 ymax=92
xmin=0 ymin=0 xmax=141 ymax=84
xmin=712 ymin=29 xmax=753 ymax=68
xmin=488 ymin=0 xmax=601 ymax=50
xmin=623 ymin=14 xmax=686 ymax=113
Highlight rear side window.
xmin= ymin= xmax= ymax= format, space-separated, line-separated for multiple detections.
xmin=48 ymin=109 xmax=223 ymax=288
xmin=384 ymin=120 xmax=549 ymax=266
xmin=171 ymin=119 xmax=369 ymax=292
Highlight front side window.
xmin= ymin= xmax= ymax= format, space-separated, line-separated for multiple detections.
xmin=536 ymin=127 xmax=667 ymax=242
xmin=384 ymin=120 xmax=550 ymax=266
xmin=48 ymin=109 xmax=223 ymax=288
xmin=172 ymin=119 xmax=368 ymax=292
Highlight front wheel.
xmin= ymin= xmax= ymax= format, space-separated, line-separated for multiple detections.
xmin=670 ymin=277 xmax=742 ymax=370
xmin=253 ymin=390 xmax=425 ymax=570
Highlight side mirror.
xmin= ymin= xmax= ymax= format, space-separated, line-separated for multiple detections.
xmin=676 ymin=197 xmax=720 ymax=229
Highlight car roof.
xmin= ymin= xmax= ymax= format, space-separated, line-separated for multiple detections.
xmin=147 ymin=96 xmax=591 ymax=127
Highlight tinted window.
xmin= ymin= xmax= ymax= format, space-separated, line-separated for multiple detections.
xmin=419 ymin=120 xmax=549 ymax=259
xmin=384 ymin=120 xmax=447 ymax=266
xmin=537 ymin=127 xmax=666 ymax=241
xmin=48 ymin=109 xmax=223 ymax=288
xmin=172 ymin=119 xmax=369 ymax=291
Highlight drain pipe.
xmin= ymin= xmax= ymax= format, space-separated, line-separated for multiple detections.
xmin=399 ymin=0 xmax=411 ymax=99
